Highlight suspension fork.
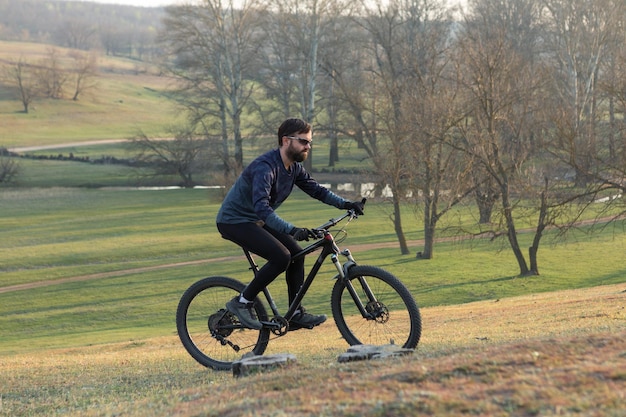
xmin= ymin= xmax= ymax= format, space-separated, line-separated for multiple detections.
xmin=333 ymin=248 xmax=378 ymax=320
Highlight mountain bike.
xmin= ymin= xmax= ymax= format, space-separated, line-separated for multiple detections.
xmin=176 ymin=203 xmax=422 ymax=370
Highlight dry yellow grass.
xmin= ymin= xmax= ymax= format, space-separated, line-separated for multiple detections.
xmin=1 ymin=283 xmax=625 ymax=416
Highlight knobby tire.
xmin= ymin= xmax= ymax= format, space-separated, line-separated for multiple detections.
xmin=176 ymin=276 xmax=270 ymax=370
xmin=331 ymin=265 xmax=421 ymax=349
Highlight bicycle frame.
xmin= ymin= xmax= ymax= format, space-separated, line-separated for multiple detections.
xmin=243 ymin=210 xmax=374 ymax=328
xmin=176 ymin=202 xmax=421 ymax=369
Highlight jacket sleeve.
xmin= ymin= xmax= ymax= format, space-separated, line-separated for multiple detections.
xmin=250 ymin=161 xmax=295 ymax=234
xmin=295 ymin=167 xmax=347 ymax=208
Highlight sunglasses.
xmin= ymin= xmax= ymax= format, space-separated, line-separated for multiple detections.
xmin=286 ymin=136 xmax=313 ymax=147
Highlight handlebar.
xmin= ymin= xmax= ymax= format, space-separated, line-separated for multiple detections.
xmin=312 ymin=198 xmax=366 ymax=237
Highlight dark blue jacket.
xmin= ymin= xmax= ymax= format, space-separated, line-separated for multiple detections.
xmin=216 ymin=148 xmax=346 ymax=233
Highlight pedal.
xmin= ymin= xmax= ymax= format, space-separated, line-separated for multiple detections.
xmin=262 ymin=318 xmax=288 ymax=336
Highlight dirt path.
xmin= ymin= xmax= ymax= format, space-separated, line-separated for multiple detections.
xmin=0 ymin=255 xmax=240 ymax=294
xmin=0 ymin=240 xmax=424 ymax=294
xmin=3 ymin=213 xmax=622 ymax=294
xmin=8 ymin=139 xmax=129 ymax=153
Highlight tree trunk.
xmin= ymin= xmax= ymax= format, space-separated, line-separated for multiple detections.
xmin=422 ymin=221 xmax=435 ymax=259
xmin=502 ymin=192 xmax=530 ymax=276
xmin=420 ymin=195 xmax=435 ymax=259
xmin=329 ymin=131 xmax=338 ymax=167
xmin=475 ymin=186 xmax=498 ymax=224
xmin=219 ymin=94 xmax=230 ymax=177
xmin=528 ymin=185 xmax=549 ymax=275
xmin=233 ymin=108 xmax=243 ymax=173
xmin=392 ymin=194 xmax=410 ymax=255
xmin=327 ymin=75 xmax=339 ymax=167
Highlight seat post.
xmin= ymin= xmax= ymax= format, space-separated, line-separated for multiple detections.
xmin=243 ymin=249 xmax=259 ymax=275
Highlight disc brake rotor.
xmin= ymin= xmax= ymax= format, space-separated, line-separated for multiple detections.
xmin=366 ymin=301 xmax=389 ymax=323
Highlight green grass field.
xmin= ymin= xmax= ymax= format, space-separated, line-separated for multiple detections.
xmin=1 ymin=188 xmax=625 ymax=357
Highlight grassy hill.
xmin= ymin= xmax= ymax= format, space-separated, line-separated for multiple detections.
xmin=1 ymin=282 xmax=624 ymax=416
xmin=0 ymin=40 xmax=180 ymax=149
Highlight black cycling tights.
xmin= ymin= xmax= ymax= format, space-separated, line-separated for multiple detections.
xmin=216 ymin=222 xmax=304 ymax=306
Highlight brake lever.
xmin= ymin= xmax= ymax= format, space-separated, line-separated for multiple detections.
xmin=349 ymin=197 xmax=367 ymax=218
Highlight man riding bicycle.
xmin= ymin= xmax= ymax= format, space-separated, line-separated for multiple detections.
xmin=216 ymin=118 xmax=364 ymax=330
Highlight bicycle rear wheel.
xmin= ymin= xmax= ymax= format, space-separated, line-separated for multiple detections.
xmin=176 ymin=276 xmax=270 ymax=370
xmin=331 ymin=265 xmax=421 ymax=349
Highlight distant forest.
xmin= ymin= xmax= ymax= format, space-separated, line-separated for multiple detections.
xmin=0 ymin=0 xmax=163 ymax=60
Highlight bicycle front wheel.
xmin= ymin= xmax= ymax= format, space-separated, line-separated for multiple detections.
xmin=331 ymin=265 xmax=421 ymax=349
xmin=176 ymin=276 xmax=270 ymax=370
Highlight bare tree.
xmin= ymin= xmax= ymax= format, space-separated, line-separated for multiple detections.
xmin=472 ymin=167 xmax=500 ymax=224
xmin=352 ymin=0 xmax=415 ymax=254
xmin=321 ymin=31 xmax=380 ymax=160
xmin=100 ymin=25 xmax=131 ymax=57
xmin=398 ymin=0 xmax=471 ymax=259
xmin=452 ymin=0 xmax=616 ymax=276
xmin=54 ymin=18 xmax=97 ymax=50
xmin=575 ymin=17 xmax=626 ymax=219
xmin=162 ymin=0 xmax=264 ymax=178
xmin=262 ymin=0 xmax=351 ymax=171
xmin=596 ymin=23 xmax=626 ymax=198
xmin=541 ymin=0 xmax=623 ymax=187
xmin=130 ymin=127 xmax=212 ymax=188
xmin=254 ymin=5 xmax=302 ymax=126
xmin=3 ymin=58 xmax=39 ymax=113
xmin=465 ymin=0 xmax=541 ymax=225
xmin=36 ymin=48 xmax=67 ymax=99
xmin=315 ymin=7 xmax=363 ymax=167
xmin=68 ymin=50 xmax=99 ymax=101
xmin=600 ymin=44 xmax=626 ymax=165
xmin=0 ymin=148 xmax=20 ymax=185
xmin=454 ymin=0 xmax=542 ymax=275
xmin=352 ymin=0 xmax=460 ymax=256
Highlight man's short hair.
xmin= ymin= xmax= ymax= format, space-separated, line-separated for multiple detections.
xmin=277 ymin=118 xmax=311 ymax=146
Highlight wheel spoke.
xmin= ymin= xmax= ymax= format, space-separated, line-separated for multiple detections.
xmin=332 ymin=266 xmax=421 ymax=349
xmin=176 ymin=277 xmax=270 ymax=370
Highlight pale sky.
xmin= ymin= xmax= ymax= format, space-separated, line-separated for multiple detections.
xmin=69 ymin=0 xmax=182 ymax=7
xmin=71 ymin=0 xmax=467 ymax=11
